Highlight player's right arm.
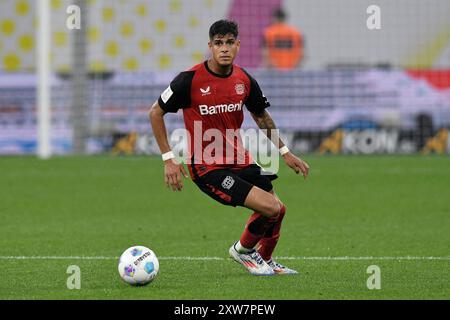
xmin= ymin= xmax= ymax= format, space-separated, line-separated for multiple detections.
xmin=149 ymin=101 xmax=187 ymax=192
xmin=149 ymin=71 xmax=194 ymax=192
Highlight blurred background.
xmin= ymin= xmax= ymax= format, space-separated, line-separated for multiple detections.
xmin=0 ymin=0 xmax=449 ymax=157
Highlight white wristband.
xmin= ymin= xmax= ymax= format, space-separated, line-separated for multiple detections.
xmin=279 ymin=146 xmax=290 ymax=156
xmin=161 ymin=151 xmax=175 ymax=161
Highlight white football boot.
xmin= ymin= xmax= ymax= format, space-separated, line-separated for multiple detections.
xmin=229 ymin=242 xmax=275 ymax=276
xmin=266 ymin=258 xmax=298 ymax=275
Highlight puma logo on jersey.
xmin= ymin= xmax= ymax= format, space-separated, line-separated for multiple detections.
xmin=200 ymin=86 xmax=211 ymax=96
xmin=199 ymin=101 xmax=243 ymax=115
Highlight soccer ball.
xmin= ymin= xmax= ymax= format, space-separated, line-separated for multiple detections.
xmin=118 ymin=245 xmax=159 ymax=286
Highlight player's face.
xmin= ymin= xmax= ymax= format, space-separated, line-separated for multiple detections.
xmin=208 ymin=34 xmax=240 ymax=67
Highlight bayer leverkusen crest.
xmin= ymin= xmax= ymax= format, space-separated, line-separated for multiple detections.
xmin=235 ymin=83 xmax=245 ymax=95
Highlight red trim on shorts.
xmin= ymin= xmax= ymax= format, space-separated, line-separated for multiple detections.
xmin=206 ymin=183 xmax=232 ymax=203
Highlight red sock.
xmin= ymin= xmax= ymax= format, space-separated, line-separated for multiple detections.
xmin=257 ymin=205 xmax=286 ymax=260
xmin=239 ymin=212 xmax=273 ymax=249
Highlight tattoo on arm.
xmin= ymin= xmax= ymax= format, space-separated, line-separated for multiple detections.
xmin=251 ymin=110 xmax=284 ymax=148
xmin=252 ymin=110 xmax=276 ymax=129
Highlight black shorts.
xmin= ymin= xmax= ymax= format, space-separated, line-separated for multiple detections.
xmin=192 ymin=164 xmax=278 ymax=207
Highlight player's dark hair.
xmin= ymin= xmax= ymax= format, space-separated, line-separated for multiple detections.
xmin=209 ymin=19 xmax=239 ymax=39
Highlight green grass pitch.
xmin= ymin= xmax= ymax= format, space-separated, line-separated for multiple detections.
xmin=0 ymin=155 xmax=449 ymax=299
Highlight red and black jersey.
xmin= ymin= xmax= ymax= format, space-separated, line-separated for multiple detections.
xmin=158 ymin=61 xmax=270 ymax=180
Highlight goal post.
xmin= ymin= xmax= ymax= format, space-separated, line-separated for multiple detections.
xmin=37 ymin=0 xmax=51 ymax=159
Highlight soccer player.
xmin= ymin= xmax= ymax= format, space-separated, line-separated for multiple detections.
xmin=149 ymin=20 xmax=309 ymax=275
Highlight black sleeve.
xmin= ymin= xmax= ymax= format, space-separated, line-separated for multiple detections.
xmin=242 ymin=69 xmax=271 ymax=114
xmin=158 ymin=71 xmax=194 ymax=113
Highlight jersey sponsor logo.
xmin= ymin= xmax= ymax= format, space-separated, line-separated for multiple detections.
xmin=161 ymin=86 xmax=173 ymax=103
xmin=235 ymin=83 xmax=245 ymax=95
xmin=199 ymin=100 xmax=243 ymax=116
xmin=221 ymin=176 xmax=235 ymax=190
xmin=200 ymin=86 xmax=211 ymax=96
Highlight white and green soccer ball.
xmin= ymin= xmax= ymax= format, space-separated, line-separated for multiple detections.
xmin=118 ymin=246 xmax=159 ymax=286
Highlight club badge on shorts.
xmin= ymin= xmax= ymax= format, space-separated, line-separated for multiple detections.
xmin=222 ymin=176 xmax=235 ymax=190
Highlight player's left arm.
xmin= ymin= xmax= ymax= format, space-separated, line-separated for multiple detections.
xmin=250 ymin=110 xmax=310 ymax=179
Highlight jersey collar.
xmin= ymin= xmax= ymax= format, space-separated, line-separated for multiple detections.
xmin=204 ymin=61 xmax=233 ymax=78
